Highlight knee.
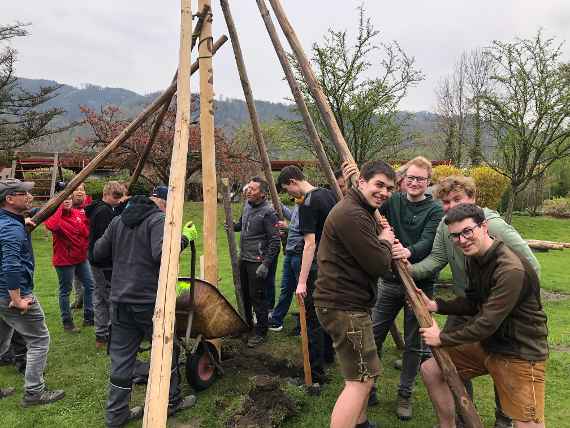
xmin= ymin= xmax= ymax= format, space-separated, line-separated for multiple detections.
xmin=420 ymin=357 xmax=441 ymax=386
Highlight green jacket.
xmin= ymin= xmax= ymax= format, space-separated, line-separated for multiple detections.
xmin=411 ymin=208 xmax=540 ymax=296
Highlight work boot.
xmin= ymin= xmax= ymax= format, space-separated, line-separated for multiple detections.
xmin=168 ymin=394 xmax=197 ymax=416
xmin=22 ymin=388 xmax=65 ymax=407
xmin=368 ymin=386 xmax=379 ymax=407
xmin=63 ymin=323 xmax=80 ymax=333
xmin=396 ymin=394 xmax=412 ymax=420
xmin=247 ymin=335 xmax=266 ymax=348
xmin=0 ymin=387 xmax=15 ymax=399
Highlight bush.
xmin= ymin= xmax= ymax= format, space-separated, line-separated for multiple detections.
xmin=431 ymin=164 xmax=462 ymax=185
xmin=467 ymin=166 xmax=509 ymax=210
xmin=543 ymin=197 xmax=570 ymax=218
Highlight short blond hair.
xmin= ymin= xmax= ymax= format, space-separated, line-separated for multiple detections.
xmin=103 ymin=181 xmax=126 ymax=198
xmin=405 ymin=156 xmax=432 ymax=178
xmin=435 ymin=175 xmax=477 ymax=199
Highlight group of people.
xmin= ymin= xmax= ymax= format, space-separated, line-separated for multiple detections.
xmin=234 ymin=157 xmax=547 ymax=428
xmin=0 ymin=151 xmax=549 ymax=428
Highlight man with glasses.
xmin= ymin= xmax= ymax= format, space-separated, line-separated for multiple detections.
xmin=410 ymin=175 xmax=539 ymax=428
xmin=0 ymin=179 xmax=65 ymax=406
xmin=363 ymin=156 xmax=444 ymax=420
xmin=418 ymin=203 xmax=548 ymax=428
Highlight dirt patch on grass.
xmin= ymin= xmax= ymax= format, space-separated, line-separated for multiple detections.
xmin=221 ymin=339 xmax=303 ymax=380
xmin=541 ymin=290 xmax=570 ymax=302
xmin=226 ymin=375 xmax=298 ymax=428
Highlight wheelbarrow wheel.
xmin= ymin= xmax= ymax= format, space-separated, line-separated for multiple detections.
xmin=186 ymin=341 xmax=219 ymax=391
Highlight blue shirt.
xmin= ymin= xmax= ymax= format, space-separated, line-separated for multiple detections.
xmin=284 ymin=205 xmax=303 ymax=254
xmin=0 ymin=208 xmax=35 ymax=298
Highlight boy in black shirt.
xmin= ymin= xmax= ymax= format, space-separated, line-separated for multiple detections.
xmin=277 ymin=166 xmax=337 ymax=383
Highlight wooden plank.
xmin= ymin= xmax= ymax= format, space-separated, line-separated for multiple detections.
xmin=268 ymin=1 xmax=482 ymax=426
xmin=221 ymin=178 xmax=246 ymax=319
xmin=255 ymin=0 xmax=341 ymax=200
xmin=220 ymin=0 xmax=284 ymax=219
xmin=198 ymin=0 xmax=218 ymax=287
xmin=28 ymin=35 xmax=228 ymax=229
xmin=142 ymin=1 xmax=193 ymax=426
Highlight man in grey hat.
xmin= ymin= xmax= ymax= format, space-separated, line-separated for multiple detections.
xmin=0 ymin=179 xmax=65 ymax=406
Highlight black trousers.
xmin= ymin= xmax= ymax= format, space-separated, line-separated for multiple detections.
xmin=0 ymin=330 xmax=27 ymax=365
xmin=240 ymin=260 xmax=269 ymax=336
xmin=106 ymin=303 xmax=181 ymax=428
xmin=305 ymin=268 xmax=334 ymax=380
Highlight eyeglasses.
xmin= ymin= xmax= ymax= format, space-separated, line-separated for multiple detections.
xmin=449 ymin=224 xmax=481 ymax=241
xmin=7 ymin=192 xmax=29 ymax=197
xmin=405 ymin=175 xmax=428 ymax=183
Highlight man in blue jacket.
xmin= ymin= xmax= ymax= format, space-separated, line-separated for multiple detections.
xmin=0 ymin=179 xmax=65 ymax=407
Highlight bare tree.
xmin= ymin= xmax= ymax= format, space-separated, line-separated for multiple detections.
xmin=0 ymin=22 xmax=71 ymax=151
xmin=480 ymin=31 xmax=570 ymax=223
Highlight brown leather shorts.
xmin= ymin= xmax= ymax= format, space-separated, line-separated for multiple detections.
xmin=447 ymin=342 xmax=546 ymax=423
xmin=316 ymin=307 xmax=381 ymax=381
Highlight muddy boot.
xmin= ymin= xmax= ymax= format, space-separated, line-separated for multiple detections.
xmin=63 ymin=322 xmax=80 ymax=333
xmin=0 ymin=387 xmax=15 ymax=399
xmin=22 ymin=389 xmax=65 ymax=407
xmin=396 ymin=394 xmax=412 ymax=420
xmin=168 ymin=394 xmax=197 ymax=416
xmin=247 ymin=335 xmax=266 ymax=348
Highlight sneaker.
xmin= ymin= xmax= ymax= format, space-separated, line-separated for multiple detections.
xmin=368 ymin=386 xmax=379 ymax=407
xmin=0 ymin=387 xmax=15 ymax=399
xmin=247 ymin=335 xmax=266 ymax=348
xmin=82 ymin=319 xmax=94 ymax=327
xmin=396 ymin=394 xmax=412 ymax=420
xmin=63 ymin=323 xmax=80 ymax=333
xmin=22 ymin=389 xmax=65 ymax=407
xmin=168 ymin=394 xmax=197 ymax=416
xmin=268 ymin=321 xmax=283 ymax=332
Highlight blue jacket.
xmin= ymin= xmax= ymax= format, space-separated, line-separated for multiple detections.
xmin=0 ymin=208 xmax=35 ymax=299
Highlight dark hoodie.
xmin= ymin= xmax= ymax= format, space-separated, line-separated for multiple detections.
xmin=93 ymin=196 xmax=187 ymax=304
xmin=85 ymin=199 xmax=125 ymax=268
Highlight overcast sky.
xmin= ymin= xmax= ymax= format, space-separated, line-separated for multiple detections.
xmin=4 ymin=1 xmax=570 ymax=112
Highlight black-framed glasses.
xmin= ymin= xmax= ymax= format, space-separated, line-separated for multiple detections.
xmin=7 ymin=191 xmax=29 ymax=197
xmin=449 ymin=224 xmax=482 ymax=241
xmin=405 ymin=175 xmax=428 ymax=183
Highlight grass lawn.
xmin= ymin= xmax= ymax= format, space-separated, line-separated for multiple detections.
xmin=2 ymin=207 xmax=570 ymax=427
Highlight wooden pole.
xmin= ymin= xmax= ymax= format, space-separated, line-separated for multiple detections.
xmin=297 ymin=298 xmax=312 ymax=386
xmin=29 ymin=35 xmax=228 ymax=229
xmin=142 ymin=1 xmax=193 ymax=426
xmin=10 ymin=158 xmax=16 ymax=179
xmin=220 ymin=0 xmax=283 ymax=219
xmin=268 ymin=2 xmax=482 ymax=426
xmin=198 ymin=0 xmax=218 ymax=286
xmin=128 ymin=5 xmax=211 ymax=193
xmin=221 ymin=178 xmax=246 ymax=319
xmin=49 ymin=153 xmax=58 ymax=198
xmin=255 ymin=0 xmax=341 ymax=200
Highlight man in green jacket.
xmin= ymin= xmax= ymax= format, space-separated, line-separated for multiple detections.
xmin=418 ymin=203 xmax=548 ymax=428
xmin=410 ymin=175 xmax=539 ymax=428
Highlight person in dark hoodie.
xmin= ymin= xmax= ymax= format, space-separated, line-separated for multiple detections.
xmin=231 ymin=176 xmax=280 ymax=348
xmin=93 ymin=186 xmax=193 ymax=427
xmin=85 ymin=181 xmax=127 ymax=349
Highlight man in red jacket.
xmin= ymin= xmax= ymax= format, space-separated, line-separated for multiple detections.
xmin=45 ymin=194 xmax=94 ymax=332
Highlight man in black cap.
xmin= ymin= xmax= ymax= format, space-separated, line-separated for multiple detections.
xmin=93 ymin=185 xmax=193 ymax=427
xmin=0 ymin=179 xmax=65 ymax=406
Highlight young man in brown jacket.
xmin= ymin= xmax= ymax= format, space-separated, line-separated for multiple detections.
xmin=418 ymin=203 xmax=548 ymax=428
xmin=314 ymin=160 xmax=396 ymax=428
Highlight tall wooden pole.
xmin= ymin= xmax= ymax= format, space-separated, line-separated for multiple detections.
xmin=29 ymin=35 xmax=229 ymax=229
xmin=142 ymin=0 xmax=193 ymax=426
xmin=128 ymin=6 xmax=210 ymax=193
xmin=49 ymin=153 xmax=59 ymax=198
xmin=198 ymin=0 xmax=218 ymax=286
xmin=255 ymin=0 xmax=341 ymax=200
xmin=220 ymin=0 xmax=283 ymax=219
xmin=268 ymin=1 xmax=482 ymax=426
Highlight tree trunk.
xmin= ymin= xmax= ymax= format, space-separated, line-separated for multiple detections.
xmin=471 ymin=105 xmax=483 ymax=166
xmin=504 ymin=185 xmax=518 ymax=224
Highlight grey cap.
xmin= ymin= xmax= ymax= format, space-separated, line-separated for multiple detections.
xmin=0 ymin=179 xmax=34 ymax=202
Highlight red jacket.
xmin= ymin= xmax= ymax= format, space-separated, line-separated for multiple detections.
xmin=44 ymin=204 xmax=90 ymax=266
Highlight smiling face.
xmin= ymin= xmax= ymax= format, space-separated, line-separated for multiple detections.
xmin=440 ymin=189 xmax=476 ymax=214
xmin=404 ymin=164 xmax=430 ymax=199
xmin=447 ymin=217 xmax=488 ymax=256
xmin=281 ymin=179 xmax=303 ymax=200
xmin=358 ymin=173 xmax=395 ymax=208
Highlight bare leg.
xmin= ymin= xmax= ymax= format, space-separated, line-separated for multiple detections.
xmin=420 ymin=357 xmax=456 ymax=428
xmin=515 ymin=421 xmax=545 ymax=428
xmin=330 ymin=379 xmax=373 ymax=428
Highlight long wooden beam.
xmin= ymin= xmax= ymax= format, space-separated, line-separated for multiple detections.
xmin=29 ymin=35 xmax=228 ymax=229
xmin=267 ymin=1 xmax=482 ymax=426
xmin=220 ymin=0 xmax=283 ymax=219
xmin=255 ymin=0 xmax=341 ymax=200
xmin=127 ymin=5 xmax=210 ymax=193
xmin=142 ymin=0 xmax=193 ymax=426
